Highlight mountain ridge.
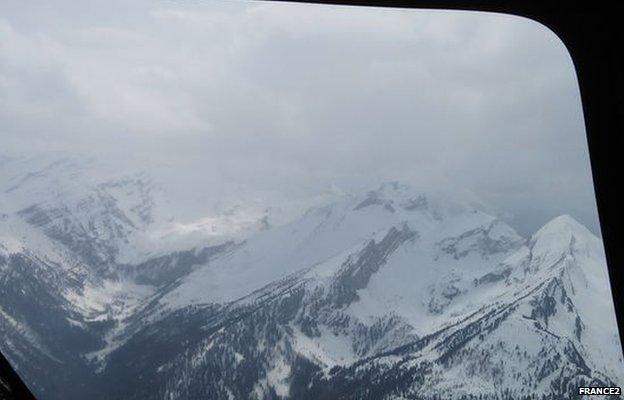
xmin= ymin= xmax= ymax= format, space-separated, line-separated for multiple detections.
xmin=0 ymin=159 xmax=621 ymax=399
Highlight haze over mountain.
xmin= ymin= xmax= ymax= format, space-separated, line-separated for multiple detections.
xmin=0 ymin=155 xmax=621 ymax=399
xmin=0 ymin=0 xmax=600 ymax=236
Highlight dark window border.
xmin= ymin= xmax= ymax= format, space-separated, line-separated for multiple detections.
xmin=1 ymin=1 xmax=622 ymax=398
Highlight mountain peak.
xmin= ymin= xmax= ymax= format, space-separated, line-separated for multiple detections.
xmin=531 ymin=214 xmax=595 ymax=243
xmin=529 ymin=214 xmax=604 ymax=266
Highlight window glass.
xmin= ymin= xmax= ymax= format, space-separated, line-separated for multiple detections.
xmin=0 ymin=1 xmax=621 ymax=399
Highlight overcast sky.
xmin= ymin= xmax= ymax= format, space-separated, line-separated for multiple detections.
xmin=0 ymin=0 xmax=600 ymax=235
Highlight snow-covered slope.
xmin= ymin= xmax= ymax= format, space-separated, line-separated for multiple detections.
xmin=158 ymin=182 xmax=524 ymax=309
xmin=0 ymin=160 xmax=622 ymax=400
xmin=96 ymin=183 xmax=622 ymax=400
xmin=0 ymin=154 xmax=284 ymax=398
xmin=0 ymin=154 xmax=276 ymax=270
xmin=293 ymin=213 xmax=622 ymax=398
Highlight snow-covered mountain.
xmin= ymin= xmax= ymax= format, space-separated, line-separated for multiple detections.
xmin=0 ymin=154 xmax=280 ymax=267
xmin=0 ymin=158 xmax=622 ymax=400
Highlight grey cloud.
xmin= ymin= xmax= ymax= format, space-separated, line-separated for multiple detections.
xmin=0 ymin=0 xmax=599 ymax=236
